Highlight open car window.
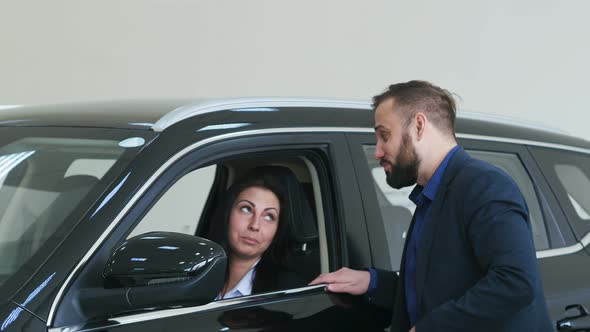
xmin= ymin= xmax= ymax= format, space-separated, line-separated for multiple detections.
xmin=124 ymin=154 xmax=325 ymax=298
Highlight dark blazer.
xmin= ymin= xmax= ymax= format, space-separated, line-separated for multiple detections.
xmin=369 ymin=147 xmax=553 ymax=332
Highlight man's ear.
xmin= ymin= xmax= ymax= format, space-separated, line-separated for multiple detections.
xmin=415 ymin=112 xmax=427 ymax=140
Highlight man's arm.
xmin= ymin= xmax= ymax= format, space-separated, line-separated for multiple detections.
xmin=309 ymin=267 xmax=398 ymax=311
xmin=366 ymin=268 xmax=398 ymax=310
xmin=309 ymin=267 xmax=371 ymax=295
xmin=417 ymin=176 xmax=539 ymax=331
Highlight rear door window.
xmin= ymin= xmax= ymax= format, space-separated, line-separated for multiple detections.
xmin=530 ymin=147 xmax=590 ymax=238
xmin=358 ymin=144 xmax=552 ymax=270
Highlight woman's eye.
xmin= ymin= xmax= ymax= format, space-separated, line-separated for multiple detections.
xmin=240 ymin=206 xmax=251 ymax=213
xmin=264 ymin=214 xmax=276 ymax=222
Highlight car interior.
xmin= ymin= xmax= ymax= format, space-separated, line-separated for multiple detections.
xmin=198 ymin=155 xmax=326 ymax=286
xmin=49 ymin=150 xmax=333 ymax=326
xmin=0 ymin=138 xmax=121 ymax=286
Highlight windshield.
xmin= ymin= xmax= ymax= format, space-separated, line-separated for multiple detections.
xmin=0 ymin=127 xmax=154 ymax=291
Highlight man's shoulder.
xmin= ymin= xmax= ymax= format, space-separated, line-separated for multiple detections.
xmin=453 ymin=155 xmax=512 ymax=185
xmin=447 ymin=155 xmax=520 ymax=199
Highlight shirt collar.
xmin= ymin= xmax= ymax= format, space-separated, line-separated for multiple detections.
xmin=409 ymin=145 xmax=459 ymax=205
xmin=217 ymin=260 xmax=259 ymax=300
xmin=232 ymin=264 xmax=256 ymax=296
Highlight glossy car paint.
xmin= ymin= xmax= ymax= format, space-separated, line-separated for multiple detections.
xmin=0 ymin=99 xmax=589 ymax=331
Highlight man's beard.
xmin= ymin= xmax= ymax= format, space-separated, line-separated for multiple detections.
xmin=382 ymin=132 xmax=419 ymax=189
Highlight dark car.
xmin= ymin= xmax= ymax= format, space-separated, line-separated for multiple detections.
xmin=0 ymin=98 xmax=589 ymax=331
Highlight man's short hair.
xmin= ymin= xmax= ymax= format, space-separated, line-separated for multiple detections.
xmin=372 ymin=80 xmax=457 ymax=138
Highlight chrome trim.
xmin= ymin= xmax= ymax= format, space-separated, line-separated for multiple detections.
xmin=50 ymin=285 xmax=327 ymax=331
xmin=536 ymin=243 xmax=585 ymax=259
xmin=152 ymin=98 xmax=371 ymax=132
xmin=327 ymin=129 xmax=590 ymax=155
xmin=582 ymin=232 xmax=590 ymax=248
xmin=0 ymin=105 xmax=22 ymax=110
xmin=113 ymin=284 xmax=326 ymax=325
xmin=151 ymin=97 xmax=580 ymax=140
xmin=46 ymin=126 xmax=368 ymax=327
xmin=457 ymin=134 xmax=590 ymax=155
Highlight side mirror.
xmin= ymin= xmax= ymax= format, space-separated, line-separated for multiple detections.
xmin=79 ymin=232 xmax=227 ymax=318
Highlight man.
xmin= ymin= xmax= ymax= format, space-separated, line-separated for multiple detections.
xmin=310 ymin=81 xmax=552 ymax=331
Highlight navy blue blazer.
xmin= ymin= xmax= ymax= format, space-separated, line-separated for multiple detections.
xmin=369 ymin=147 xmax=553 ymax=332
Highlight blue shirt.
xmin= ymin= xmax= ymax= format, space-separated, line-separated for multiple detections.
xmin=368 ymin=145 xmax=458 ymax=326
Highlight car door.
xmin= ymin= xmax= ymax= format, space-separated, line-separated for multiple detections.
xmin=346 ymin=132 xmax=590 ymax=326
xmin=49 ymin=131 xmax=390 ymax=332
xmin=529 ymin=145 xmax=590 ymax=330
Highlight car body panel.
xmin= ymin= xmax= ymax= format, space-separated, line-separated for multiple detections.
xmin=0 ymin=99 xmax=589 ymax=331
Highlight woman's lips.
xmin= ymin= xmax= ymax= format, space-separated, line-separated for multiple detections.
xmin=241 ymin=236 xmax=259 ymax=245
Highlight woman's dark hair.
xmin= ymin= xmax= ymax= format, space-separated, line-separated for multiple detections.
xmin=218 ymin=170 xmax=293 ymax=294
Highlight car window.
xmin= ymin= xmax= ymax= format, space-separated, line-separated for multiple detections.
xmin=554 ymin=164 xmax=590 ymax=221
xmin=127 ymin=165 xmax=216 ymax=238
xmin=530 ymin=147 xmax=590 ymax=238
xmin=55 ymin=142 xmax=339 ymax=328
xmin=362 ymin=146 xmax=550 ymax=270
xmin=0 ymin=132 xmax=146 ymax=291
xmin=468 ymin=150 xmax=549 ymax=250
xmin=124 ymin=156 xmax=324 ymax=293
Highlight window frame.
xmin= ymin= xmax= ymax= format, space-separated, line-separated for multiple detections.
xmin=346 ymin=133 xmax=577 ymax=273
xmin=460 ymin=138 xmax=576 ymax=250
xmin=53 ymin=131 xmax=369 ymax=327
xmin=529 ymin=146 xmax=590 ymax=241
xmin=0 ymin=126 xmax=155 ymax=304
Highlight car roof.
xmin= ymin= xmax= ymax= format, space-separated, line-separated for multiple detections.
xmin=1 ymin=97 xmax=589 ymax=152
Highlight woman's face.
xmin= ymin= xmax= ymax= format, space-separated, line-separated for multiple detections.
xmin=228 ymin=186 xmax=280 ymax=261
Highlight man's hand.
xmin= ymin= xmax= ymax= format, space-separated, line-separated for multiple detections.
xmin=309 ymin=267 xmax=371 ymax=295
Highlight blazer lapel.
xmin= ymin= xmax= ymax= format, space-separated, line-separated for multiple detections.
xmin=414 ymin=185 xmax=448 ymax=310
xmin=414 ymin=147 xmax=471 ymax=313
xmin=393 ymin=211 xmax=417 ymax=329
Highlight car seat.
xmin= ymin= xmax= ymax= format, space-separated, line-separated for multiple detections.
xmin=207 ymin=165 xmax=320 ymax=283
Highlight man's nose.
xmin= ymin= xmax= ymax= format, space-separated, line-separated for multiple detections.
xmin=375 ymin=143 xmax=384 ymax=160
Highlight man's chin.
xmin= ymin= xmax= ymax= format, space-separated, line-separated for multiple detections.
xmin=386 ymin=176 xmax=415 ymax=189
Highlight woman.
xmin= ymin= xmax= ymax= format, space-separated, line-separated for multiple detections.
xmin=215 ymin=172 xmax=304 ymax=299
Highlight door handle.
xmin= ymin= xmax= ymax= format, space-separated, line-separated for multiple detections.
xmin=557 ymin=304 xmax=590 ymax=331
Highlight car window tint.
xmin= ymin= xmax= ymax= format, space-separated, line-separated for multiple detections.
xmin=363 ymin=145 xmax=413 ymax=270
xmin=468 ymin=150 xmax=549 ymax=250
xmin=554 ymin=164 xmax=590 ymax=221
xmin=0 ymin=135 xmax=133 ymax=289
xmin=127 ymin=165 xmax=216 ymax=238
xmin=362 ymin=146 xmax=549 ymax=270
xmin=531 ymin=147 xmax=590 ymax=239
xmin=64 ymin=158 xmax=117 ymax=178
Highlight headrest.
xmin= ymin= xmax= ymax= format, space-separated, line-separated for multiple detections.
xmin=246 ymin=166 xmax=318 ymax=244
xmin=59 ymin=175 xmax=99 ymax=192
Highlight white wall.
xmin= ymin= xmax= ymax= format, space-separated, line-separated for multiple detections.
xmin=1 ymin=0 xmax=589 ymax=140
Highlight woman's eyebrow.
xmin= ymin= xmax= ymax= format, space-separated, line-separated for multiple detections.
xmin=264 ymin=207 xmax=279 ymax=213
xmin=237 ymin=199 xmax=255 ymax=206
